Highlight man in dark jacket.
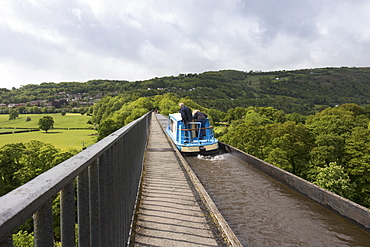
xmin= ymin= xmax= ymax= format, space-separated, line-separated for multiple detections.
xmin=179 ymin=103 xmax=192 ymax=124
xmin=193 ymin=110 xmax=207 ymax=139
xmin=179 ymin=103 xmax=192 ymax=141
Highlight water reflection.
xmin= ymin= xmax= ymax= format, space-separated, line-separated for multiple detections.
xmin=186 ymin=153 xmax=370 ymax=246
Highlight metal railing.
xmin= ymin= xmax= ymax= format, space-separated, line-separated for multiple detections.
xmin=0 ymin=112 xmax=151 ymax=246
xmin=180 ymin=123 xmax=215 ymax=143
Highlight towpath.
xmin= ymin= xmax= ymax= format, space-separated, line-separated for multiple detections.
xmin=131 ymin=114 xmax=222 ymax=246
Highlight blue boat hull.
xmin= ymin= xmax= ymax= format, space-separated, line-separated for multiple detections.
xmin=166 ymin=113 xmax=219 ymax=155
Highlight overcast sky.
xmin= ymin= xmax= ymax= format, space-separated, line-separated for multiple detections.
xmin=1 ymin=0 xmax=370 ymax=89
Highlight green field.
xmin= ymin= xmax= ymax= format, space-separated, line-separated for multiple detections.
xmin=0 ymin=130 xmax=97 ymax=150
xmin=0 ymin=113 xmax=97 ymax=150
xmin=0 ymin=113 xmax=93 ymax=129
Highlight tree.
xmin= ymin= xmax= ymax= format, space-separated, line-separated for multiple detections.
xmin=38 ymin=116 xmax=54 ymax=132
xmin=219 ymin=122 xmax=266 ymax=158
xmin=309 ymin=134 xmax=345 ymax=167
xmin=286 ymin=112 xmax=307 ymax=123
xmin=0 ymin=140 xmax=77 ymax=196
xmin=305 ymin=107 xmax=360 ymax=136
xmin=31 ymin=106 xmax=41 ymax=114
xmin=41 ymin=106 xmax=48 ymax=113
xmin=79 ymin=107 xmax=87 ymax=115
xmin=152 ymin=93 xmax=179 ymax=116
xmin=9 ymin=108 xmax=19 ymax=120
xmin=337 ymin=103 xmax=365 ymax=116
xmin=49 ymin=106 xmax=56 ymax=113
xmin=207 ymin=108 xmax=226 ymax=123
xmin=256 ymin=106 xmax=286 ymax=123
xmin=0 ymin=143 xmax=26 ymax=196
xmin=97 ymin=118 xmax=120 ymax=140
xmin=18 ymin=106 xmax=26 ymax=114
xmin=226 ymin=107 xmax=247 ymax=124
xmin=0 ymin=140 xmax=78 ymax=240
xmin=244 ymin=109 xmax=273 ymax=126
xmin=344 ymin=127 xmax=370 ymax=207
xmin=264 ymin=147 xmax=292 ymax=172
xmin=112 ymin=97 xmax=154 ymax=125
xmin=264 ymin=121 xmax=314 ymax=178
xmin=313 ymin=162 xmax=356 ymax=200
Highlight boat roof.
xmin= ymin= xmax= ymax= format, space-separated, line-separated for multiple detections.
xmin=169 ymin=113 xmax=182 ymax=121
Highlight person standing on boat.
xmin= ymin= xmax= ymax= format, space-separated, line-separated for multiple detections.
xmin=179 ymin=103 xmax=192 ymax=140
xmin=193 ymin=110 xmax=207 ymax=139
xmin=179 ymin=103 xmax=192 ymax=124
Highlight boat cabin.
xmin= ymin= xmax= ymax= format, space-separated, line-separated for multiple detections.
xmin=166 ymin=113 xmax=218 ymax=155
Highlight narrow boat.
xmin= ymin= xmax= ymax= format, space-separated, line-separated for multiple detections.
xmin=166 ymin=113 xmax=219 ymax=155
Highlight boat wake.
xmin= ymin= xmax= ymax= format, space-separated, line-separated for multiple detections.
xmin=196 ymin=153 xmax=230 ymax=161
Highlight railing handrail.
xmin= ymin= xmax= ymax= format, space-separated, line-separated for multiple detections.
xmin=0 ymin=111 xmax=151 ymax=245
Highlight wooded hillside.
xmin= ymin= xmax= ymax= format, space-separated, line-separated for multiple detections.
xmin=1 ymin=67 xmax=370 ymax=115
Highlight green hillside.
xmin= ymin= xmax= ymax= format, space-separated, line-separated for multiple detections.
xmin=1 ymin=67 xmax=370 ymax=115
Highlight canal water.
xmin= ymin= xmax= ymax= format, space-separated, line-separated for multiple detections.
xmin=185 ymin=153 xmax=370 ymax=247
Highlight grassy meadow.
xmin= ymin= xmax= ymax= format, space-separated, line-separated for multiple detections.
xmin=0 ymin=113 xmax=97 ymax=150
xmin=0 ymin=113 xmax=93 ymax=129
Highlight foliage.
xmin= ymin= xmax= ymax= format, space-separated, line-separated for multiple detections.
xmin=13 ymin=230 xmax=34 ymax=247
xmin=152 ymin=93 xmax=179 ymax=116
xmin=93 ymin=93 xmax=227 ymax=140
xmin=0 ymin=143 xmax=26 ymax=195
xmin=0 ymin=140 xmax=77 ymax=242
xmin=221 ymin=122 xmax=266 ymax=158
xmin=313 ymin=162 xmax=356 ymax=200
xmin=92 ymin=95 xmax=131 ymax=125
xmin=2 ymin=67 xmax=370 ymax=116
xmin=219 ymin=103 xmax=370 ymax=208
xmin=0 ymin=140 xmax=77 ymax=196
xmin=264 ymin=121 xmax=314 ymax=177
xmin=305 ymin=106 xmax=363 ymax=136
xmin=38 ymin=116 xmax=54 ymax=132
xmin=97 ymin=118 xmax=120 ymax=140
xmin=9 ymin=108 xmax=19 ymax=120
xmin=2 ymin=72 xmax=370 ymax=242
xmin=94 ymin=96 xmax=153 ymax=140
xmin=344 ymin=127 xmax=370 ymax=207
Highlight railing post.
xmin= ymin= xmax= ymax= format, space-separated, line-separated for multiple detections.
xmin=117 ymin=138 xmax=126 ymax=245
xmin=33 ymin=200 xmax=53 ymax=247
xmin=105 ymin=148 xmax=114 ymax=246
xmin=60 ymin=182 xmax=75 ymax=247
xmin=89 ymin=160 xmax=100 ymax=247
xmin=111 ymin=142 xmax=120 ymax=246
xmin=77 ymin=169 xmax=90 ymax=247
xmin=98 ymin=150 xmax=113 ymax=246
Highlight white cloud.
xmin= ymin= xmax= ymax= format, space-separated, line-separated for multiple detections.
xmin=0 ymin=0 xmax=370 ymax=89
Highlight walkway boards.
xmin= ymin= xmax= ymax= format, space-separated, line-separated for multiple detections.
xmin=131 ymin=114 xmax=220 ymax=246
